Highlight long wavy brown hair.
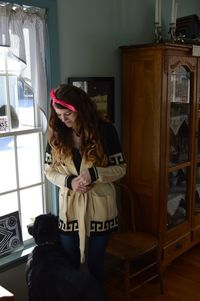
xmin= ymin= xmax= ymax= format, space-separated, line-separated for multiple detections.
xmin=48 ymin=84 xmax=108 ymax=166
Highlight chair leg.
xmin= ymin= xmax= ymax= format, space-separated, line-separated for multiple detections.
xmin=158 ymin=264 xmax=164 ymax=294
xmin=156 ymin=247 xmax=164 ymax=294
xmin=124 ymin=260 xmax=131 ymax=301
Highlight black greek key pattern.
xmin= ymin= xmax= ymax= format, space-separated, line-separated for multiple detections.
xmin=109 ymin=152 xmax=125 ymax=165
xmin=90 ymin=216 xmax=118 ymax=233
xmin=58 ymin=217 xmax=118 ymax=234
xmin=58 ymin=219 xmax=78 ymax=232
xmin=45 ymin=152 xmax=52 ymax=165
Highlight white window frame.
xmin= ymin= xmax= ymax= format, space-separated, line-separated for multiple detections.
xmin=0 ymin=47 xmax=46 ymax=248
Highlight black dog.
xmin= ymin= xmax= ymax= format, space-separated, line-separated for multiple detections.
xmin=26 ymin=213 xmax=109 ymax=301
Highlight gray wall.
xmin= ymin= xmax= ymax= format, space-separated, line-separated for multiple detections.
xmin=56 ymin=0 xmax=200 ymax=129
xmin=0 ymin=1 xmax=200 ymax=300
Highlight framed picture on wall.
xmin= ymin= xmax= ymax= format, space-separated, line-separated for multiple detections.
xmin=68 ymin=77 xmax=115 ymax=122
xmin=0 ymin=211 xmax=23 ymax=257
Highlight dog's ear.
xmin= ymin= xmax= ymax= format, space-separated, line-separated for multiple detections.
xmin=31 ymin=214 xmax=59 ymax=244
xmin=27 ymin=223 xmax=34 ymax=236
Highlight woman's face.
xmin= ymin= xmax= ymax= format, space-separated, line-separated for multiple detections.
xmin=53 ymin=106 xmax=78 ymax=128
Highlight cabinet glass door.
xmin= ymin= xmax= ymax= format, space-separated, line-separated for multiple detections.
xmin=169 ymin=66 xmax=190 ymax=166
xmin=195 ymin=163 xmax=200 ymax=214
xmin=195 ymin=108 xmax=200 ymax=215
xmin=167 ymin=65 xmax=191 ymax=230
xmin=167 ymin=168 xmax=187 ymax=229
xmin=197 ymin=112 xmax=200 ymax=158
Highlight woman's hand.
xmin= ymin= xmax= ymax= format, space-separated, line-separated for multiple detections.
xmin=71 ymin=176 xmax=90 ymax=193
xmin=78 ymin=169 xmax=92 ymax=186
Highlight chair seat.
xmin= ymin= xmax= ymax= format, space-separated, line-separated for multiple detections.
xmin=105 ymin=182 xmax=164 ymax=300
xmin=106 ymin=232 xmax=159 ymax=260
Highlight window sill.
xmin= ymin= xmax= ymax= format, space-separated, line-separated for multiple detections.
xmin=0 ymin=243 xmax=35 ymax=272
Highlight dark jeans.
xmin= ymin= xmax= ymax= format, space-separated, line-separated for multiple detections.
xmin=60 ymin=232 xmax=110 ymax=283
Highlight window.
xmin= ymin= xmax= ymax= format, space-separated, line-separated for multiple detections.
xmin=0 ymin=4 xmax=47 ymax=255
xmin=0 ymin=47 xmax=45 ymax=247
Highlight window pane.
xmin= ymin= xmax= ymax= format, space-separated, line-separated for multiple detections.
xmin=20 ymin=185 xmax=43 ymax=240
xmin=7 ymin=51 xmax=21 ymax=75
xmin=0 ymin=76 xmax=19 ymax=130
xmin=8 ymin=77 xmax=34 ymax=129
xmin=0 ymin=192 xmax=18 ymax=216
xmin=0 ymin=50 xmax=5 ymax=72
xmin=0 ymin=76 xmax=7 ymax=131
xmin=17 ymin=79 xmax=35 ymax=128
xmin=8 ymin=76 xmax=19 ymax=129
xmin=0 ymin=136 xmax=17 ymax=193
xmin=0 ymin=76 xmax=6 ymax=104
xmin=17 ymin=133 xmax=42 ymax=188
xmin=0 ymin=78 xmax=35 ymax=131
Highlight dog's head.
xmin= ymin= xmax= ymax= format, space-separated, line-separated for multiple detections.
xmin=27 ymin=213 xmax=59 ymax=245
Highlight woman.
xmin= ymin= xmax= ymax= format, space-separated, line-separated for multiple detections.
xmin=44 ymin=84 xmax=126 ymax=283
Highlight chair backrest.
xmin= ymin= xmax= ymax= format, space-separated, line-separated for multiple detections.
xmin=114 ymin=181 xmax=136 ymax=233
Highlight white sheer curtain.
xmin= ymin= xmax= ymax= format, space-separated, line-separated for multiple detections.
xmin=0 ymin=4 xmax=48 ymax=116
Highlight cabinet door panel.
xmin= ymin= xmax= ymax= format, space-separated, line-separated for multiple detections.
xmin=162 ymin=233 xmax=191 ymax=262
xmin=169 ymin=66 xmax=191 ymax=166
xmin=194 ymin=163 xmax=200 ymax=214
xmin=192 ymin=226 xmax=200 ymax=243
xmin=197 ymin=113 xmax=200 ymax=157
xmin=167 ymin=168 xmax=188 ymax=229
xmin=167 ymin=58 xmax=196 ymax=233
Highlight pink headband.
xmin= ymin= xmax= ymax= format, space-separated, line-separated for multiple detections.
xmin=50 ymin=89 xmax=77 ymax=112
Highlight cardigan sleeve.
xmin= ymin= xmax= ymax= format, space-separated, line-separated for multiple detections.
xmin=94 ymin=122 xmax=127 ymax=183
xmin=44 ymin=143 xmax=70 ymax=188
xmin=44 ymin=123 xmax=127 ymax=186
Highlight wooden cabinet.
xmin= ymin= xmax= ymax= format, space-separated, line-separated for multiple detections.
xmin=120 ymin=43 xmax=200 ymax=267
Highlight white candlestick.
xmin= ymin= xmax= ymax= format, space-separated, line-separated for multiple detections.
xmin=158 ymin=0 xmax=162 ymax=26
xmin=155 ymin=0 xmax=159 ymax=23
xmin=171 ymin=0 xmax=175 ymax=24
xmin=174 ymin=2 xmax=178 ymax=24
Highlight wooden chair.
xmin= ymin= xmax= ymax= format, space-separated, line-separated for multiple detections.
xmin=105 ymin=182 xmax=164 ymax=300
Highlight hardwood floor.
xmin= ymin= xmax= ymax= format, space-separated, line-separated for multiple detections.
xmin=105 ymin=244 xmax=200 ymax=301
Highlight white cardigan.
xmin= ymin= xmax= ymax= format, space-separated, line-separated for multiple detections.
xmin=44 ymin=122 xmax=126 ymax=262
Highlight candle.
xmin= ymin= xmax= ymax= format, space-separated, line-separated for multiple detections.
xmin=155 ymin=0 xmax=159 ymax=23
xmin=171 ymin=0 xmax=176 ymax=24
xmin=174 ymin=2 xmax=178 ymax=24
xmin=158 ymin=0 xmax=162 ymax=26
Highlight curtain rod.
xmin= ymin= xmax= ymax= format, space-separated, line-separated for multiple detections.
xmin=0 ymin=2 xmax=47 ymax=17
xmin=0 ymin=2 xmax=32 ymax=8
